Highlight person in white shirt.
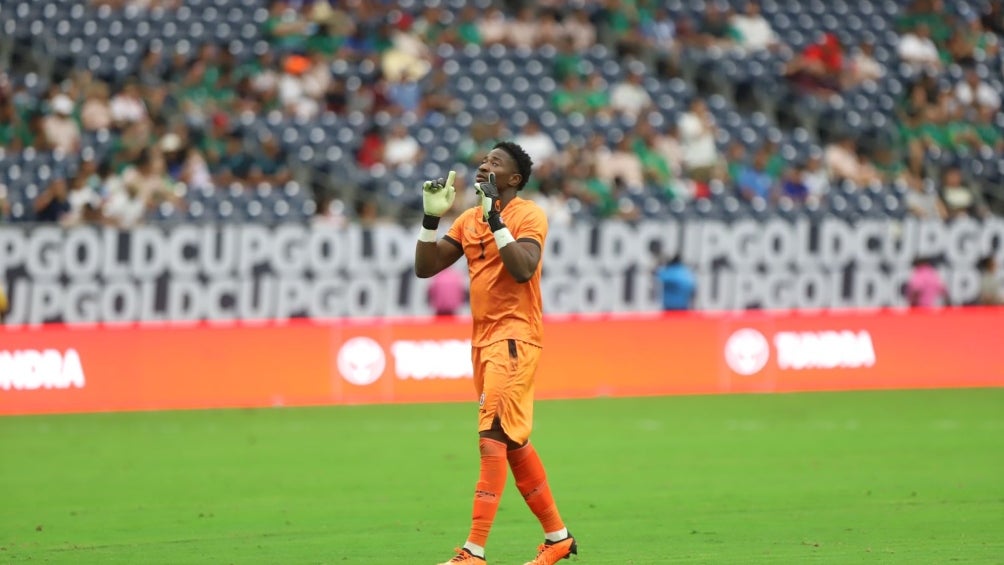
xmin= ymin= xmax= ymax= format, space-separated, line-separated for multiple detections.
xmin=730 ymin=2 xmax=781 ymax=52
xmin=955 ymin=67 xmax=1001 ymax=111
xmin=513 ymin=120 xmax=558 ymax=169
xmin=678 ymin=98 xmax=721 ymax=181
xmin=383 ymin=123 xmax=423 ymax=167
xmin=610 ymin=67 xmax=654 ymax=119
xmin=897 ymin=24 xmax=942 ymax=72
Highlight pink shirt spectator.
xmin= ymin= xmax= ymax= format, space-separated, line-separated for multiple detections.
xmin=905 ymin=263 xmax=947 ymax=308
xmin=428 ymin=267 xmax=466 ymax=316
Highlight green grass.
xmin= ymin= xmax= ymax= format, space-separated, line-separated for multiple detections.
xmin=2 ymin=389 xmax=1003 ymax=564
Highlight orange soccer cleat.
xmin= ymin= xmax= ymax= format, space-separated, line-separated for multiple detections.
xmin=437 ymin=547 xmax=487 ymax=565
xmin=523 ymin=534 xmax=578 ymax=565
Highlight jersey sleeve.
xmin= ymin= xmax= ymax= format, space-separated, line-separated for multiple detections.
xmin=445 ymin=208 xmax=474 ymax=247
xmin=512 ymin=202 xmax=548 ymax=248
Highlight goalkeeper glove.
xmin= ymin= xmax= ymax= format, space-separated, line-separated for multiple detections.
xmin=475 ymin=172 xmax=505 ymax=232
xmin=422 ymin=170 xmax=456 ymax=218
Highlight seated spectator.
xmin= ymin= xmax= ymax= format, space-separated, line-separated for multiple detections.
xmin=513 ymin=119 xmax=559 ymax=172
xmin=784 ymin=33 xmax=845 ymax=96
xmin=954 ymin=67 xmax=1001 ymax=112
xmin=597 ymin=135 xmax=645 ymax=191
xmin=248 ymin=134 xmax=292 ymax=187
xmin=696 ymin=3 xmax=739 ymax=49
xmin=63 ymin=158 xmax=105 ymax=227
xmin=801 ymin=152 xmax=832 ymax=201
xmin=823 ymin=136 xmax=883 ymax=188
xmin=847 ymin=39 xmax=886 ymax=86
xmin=478 ymin=6 xmax=509 ymax=46
xmin=552 ymin=73 xmax=590 ymax=115
xmin=780 ymin=165 xmax=810 ymax=204
xmin=609 ymin=64 xmax=653 ymax=119
xmin=897 ymin=24 xmax=942 ymax=73
xmin=34 ymin=178 xmax=71 ymax=223
xmin=906 ymin=176 xmax=948 ymax=221
xmin=507 ymin=6 xmax=541 ymax=49
xmin=110 ymin=80 xmax=148 ymax=126
xmin=641 ymin=7 xmax=680 ymax=78
xmin=42 ymin=94 xmax=81 ymax=153
xmin=940 ymin=166 xmax=988 ymax=219
xmin=552 ymin=35 xmax=584 ymax=81
xmin=736 ymin=148 xmax=777 ymax=202
xmin=562 ymin=7 xmax=597 ymax=51
xmin=80 ymin=81 xmax=113 ymax=131
xmin=730 ymin=2 xmax=782 ymax=53
xmin=678 ymin=98 xmax=721 ymax=183
xmin=383 ymin=123 xmax=423 ymax=168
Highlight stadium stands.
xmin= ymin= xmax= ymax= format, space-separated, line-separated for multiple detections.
xmin=0 ymin=0 xmax=1002 ymax=226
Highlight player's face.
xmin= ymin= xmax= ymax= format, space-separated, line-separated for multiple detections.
xmin=476 ymin=148 xmax=519 ymax=190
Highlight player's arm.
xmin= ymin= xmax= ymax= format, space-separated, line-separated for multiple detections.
xmin=476 ymin=173 xmax=540 ymax=283
xmin=497 ymin=239 xmax=540 ymax=283
xmin=415 ymin=171 xmax=464 ymax=278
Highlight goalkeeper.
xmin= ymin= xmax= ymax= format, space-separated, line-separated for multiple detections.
xmin=415 ymin=142 xmax=577 ymax=565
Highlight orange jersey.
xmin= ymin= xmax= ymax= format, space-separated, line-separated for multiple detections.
xmin=445 ymin=197 xmax=547 ymax=347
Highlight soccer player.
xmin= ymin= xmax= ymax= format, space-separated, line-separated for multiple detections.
xmin=415 ymin=142 xmax=577 ymax=565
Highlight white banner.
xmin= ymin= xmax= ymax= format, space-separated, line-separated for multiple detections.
xmin=1 ymin=217 xmax=1002 ymax=325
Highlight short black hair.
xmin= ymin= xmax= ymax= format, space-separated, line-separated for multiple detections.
xmin=493 ymin=141 xmax=533 ymax=191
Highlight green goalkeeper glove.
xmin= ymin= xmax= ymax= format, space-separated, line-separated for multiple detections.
xmin=422 ymin=170 xmax=456 ymax=218
xmin=475 ymin=172 xmax=505 ymax=232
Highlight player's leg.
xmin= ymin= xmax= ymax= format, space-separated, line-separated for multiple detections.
xmin=437 ymin=341 xmax=512 ymax=565
xmin=497 ymin=340 xmax=577 ymax=565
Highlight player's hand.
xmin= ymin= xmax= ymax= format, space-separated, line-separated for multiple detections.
xmin=475 ymin=172 xmax=501 ymax=223
xmin=422 ymin=170 xmax=456 ymax=217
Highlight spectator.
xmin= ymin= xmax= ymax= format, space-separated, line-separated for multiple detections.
xmin=597 ymin=134 xmax=645 ymax=191
xmin=109 ymin=80 xmax=148 ymax=126
xmin=478 ymin=6 xmax=509 ymax=46
xmin=736 ymin=147 xmax=777 ymax=202
xmin=356 ymin=124 xmax=385 ymax=169
xmin=897 ymin=24 xmax=942 ymax=73
xmin=34 ymin=178 xmax=71 ymax=223
xmin=513 ymin=120 xmax=558 ymax=172
xmin=905 ymin=257 xmax=948 ymax=307
xmin=641 ymin=7 xmax=680 ymax=78
xmin=954 ymin=67 xmax=1000 ymax=112
xmin=80 ymin=81 xmax=114 ymax=131
xmin=63 ymin=156 xmax=105 ymax=227
xmin=730 ymin=1 xmax=782 ymax=53
xmin=42 ymin=95 xmax=81 ymax=153
xmin=428 ymin=265 xmax=467 ymax=317
xmin=696 ymin=3 xmax=739 ymax=49
xmin=655 ymin=254 xmax=697 ymax=311
xmin=383 ymin=123 xmax=423 ymax=168
xmin=678 ymin=98 xmax=721 ymax=183
xmin=562 ymin=7 xmax=597 ymax=51
xmin=801 ymin=152 xmax=832 ymax=203
xmin=847 ymin=39 xmax=886 ymax=86
xmin=824 ymin=136 xmax=883 ymax=188
xmin=780 ymin=165 xmax=810 ymax=204
xmin=609 ymin=64 xmax=653 ymax=119
xmin=976 ymin=256 xmax=1002 ymax=306
xmin=940 ymin=166 xmax=988 ymax=219
xmin=784 ymin=32 xmax=845 ymax=96
xmin=906 ymin=177 xmax=948 ymax=221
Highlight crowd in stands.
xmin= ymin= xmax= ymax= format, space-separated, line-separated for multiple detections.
xmin=1 ymin=0 xmax=1003 ymax=229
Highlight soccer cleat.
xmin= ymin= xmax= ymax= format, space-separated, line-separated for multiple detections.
xmin=523 ymin=534 xmax=578 ymax=565
xmin=437 ymin=547 xmax=487 ymax=565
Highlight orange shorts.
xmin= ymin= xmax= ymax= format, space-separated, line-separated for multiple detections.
xmin=472 ymin=339 xmax=541 ymax=444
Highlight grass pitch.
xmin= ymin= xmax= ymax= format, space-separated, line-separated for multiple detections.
xmin=1 ymin=389 xmax=1002 ymax=564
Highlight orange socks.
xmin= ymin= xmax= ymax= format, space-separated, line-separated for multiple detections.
xmin=468 ymin=438 xmax=508 ymax=548
xmin=507 ymin=442 xmax=565 ymax=533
